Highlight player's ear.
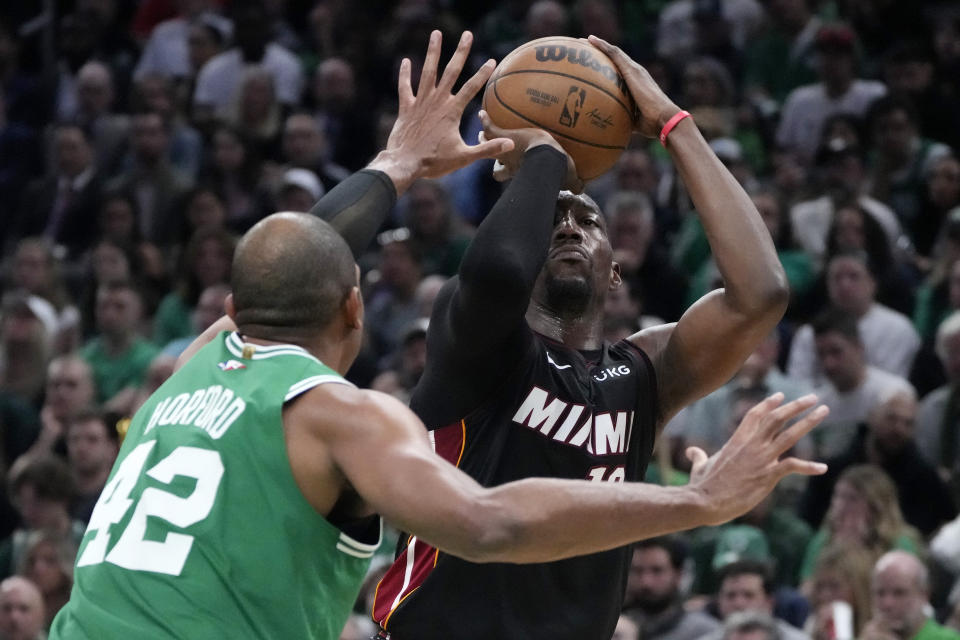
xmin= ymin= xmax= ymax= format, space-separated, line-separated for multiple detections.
xmin=609 ymin=262 xmax=622 ymax=290
xmin=344 ymin=286 xmax=363 ymax=330
xmin=224 ymin=294 xmax=237 ymax=321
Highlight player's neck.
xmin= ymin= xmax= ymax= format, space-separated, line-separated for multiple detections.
xmin=526 ymin=303 xmax=604 ymax=351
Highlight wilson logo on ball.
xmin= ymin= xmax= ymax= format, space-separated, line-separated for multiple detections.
xmin=559 ymin=87 xmax=585 ymax=127
xmin=534 ymin=44 xmax=629 ymax=96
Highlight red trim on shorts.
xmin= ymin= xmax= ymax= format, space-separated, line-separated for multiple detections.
xmin=372 ymin=420 xmax=465 ymax=629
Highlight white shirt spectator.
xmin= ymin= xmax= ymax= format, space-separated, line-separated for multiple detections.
xmin=790 ymin=194 xmax=903 ymax=265
xmin=656 ymin=0 xmax=764 ymax=59
xmin=812 ymin=366 xmax=912 ymax=458
xmin=788 ymin=303 xmax=920 ymax=386
xmin=135 ymin=14 xmax=231 ymax=80
xmin=194 ymin=43 xmax=303 ymax=114
xmin=776 ymin=80 xmax=886 ymax=161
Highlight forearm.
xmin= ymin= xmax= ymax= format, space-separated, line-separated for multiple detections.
xmin=308 ymin=165 xmax=398 ymax=258
xmin=463 ymin=478 xmax=714 ymax=563
xmin=666 ymin=119 xmax=787 ymax=314
xmin=457 ymin=145 xmax=566 ymax=312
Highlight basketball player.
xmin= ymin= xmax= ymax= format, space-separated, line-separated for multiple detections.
xmin=90 ymin=31 xmax=826 ymax=640
xmin=370 ymin=35 xmax=796 ymax=639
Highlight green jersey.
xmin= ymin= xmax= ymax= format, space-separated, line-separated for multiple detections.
xmin=51 ymin=332 xmax=381 ymax=640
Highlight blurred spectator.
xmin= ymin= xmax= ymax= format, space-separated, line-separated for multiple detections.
xmin=401 ymin=179 xmax=474 ymax=277
xmin=790 ymin=137 xmax=903 ymax=266
xmin=607 ymin=191 xmax=687 ymax=322
xmin=804 ymin=542 xmax=874 ymax=639
xmin=95 ymin=191 xmax=168 ymax=299
xmin=622 ymin=536 xmax=722 ymax=639
xmin=866 ymin=95 xmax=951 ymax=233
xmin=916 ymin=311 xmax=960 ymax=497
xmin=180 ymin=186 xmax=228 ymax=242
xmin=14 ymin=124 xmax=103 ymax=260
xmin=278 ymin=112 xmax=350 ymax=193
xmin=787 ymin=252 xmax=920 ymax=387
xmin=574 ymin=0 xmax=621 ymax=45
xmin=54 ymin=10 xmax=111 ymax=122
xmin=15 ymin=530 xmax=75 ymax=628
xmin=365 ymin=231 xmax=423 ymax=363
xmin=801 ymin=383 xmax=957 ymax=536
xmin=81 ymin=279 xmax=160 ymax=403
xmin=79 ymin=238 xmax=161 ymax=334
xmin=27 ymin=356 xmax=96 ymax=460
xmin=160 ymin=282 xmax=229 ymax=357
xmin=225 ymin=67 xmax=284 ymax=161
xmin=192 ymin=0 xmax=304 ymax=122
xmin=201 ymin=125 xmax=264 ymax=230
xmin=309 ymin=57 xmax=377 ymax=171
xmin=915 ymin=157 xmax=960 ymax=262
xmin=721 ymin=611 xmax=783 ymax=640
xmin=0 ymin=575 xmax=45 ymax=640
xmin=489 ymin=1 xmax=571 ymax=59
xmin=588 ymin=147 xmax=676 ymax=241
xmin=743 ymin=0 xmax=820 ymax=105
xmin=276 ymin=168 xmax=323 ymax=213
xmin=862 ymin=551 xmax=960 ymax=640
xmin=602 ymin=278 xmax=663 ymax=342
xmin=684 ymin=337 xmax=811 ymax=455
xmin=657 ymin=0 xmax=764 ymax=63
xmin=74 ymin=61 xmax=130 ymax=176
xmin=134 ymin=0 xmax=231 ymax=81
xmin=370 ymin=318 xmax=428 ymax=404
xmin=133 ymin=73 xmax=204 ymax=179
xmin=0 ymin=455 xmax=85 ymax=580
xmin=7 ymin=238 xmax=82 ymax=353
xmin=0 ymin=294 xmax=57 ymax=408
xmin=797 ymin=309 xmax=912 ymax=458
xmin=776 ymin=24 xmax=886 ymax=164
xmin=104 ymin=353 xmax=176 ymax=420
xmin=883 ymin=41 xmax=960 ymax=152
xmin=799 ymin=465 xmax=922 ymax=584
xmin=185 ymin=15 xmax=229 ymax=101
xmin=110 ymin=110 xmax=194 ymax=247
xmin=64 ymin=409 xmax=117 ymax=523
xmin=153 ymin=227 xmax=234 ymax=347
xmin=702 ymin=559 xmax=809 ymax=640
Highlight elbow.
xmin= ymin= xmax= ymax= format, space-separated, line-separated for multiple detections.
xmin=737 ymin=265 xmax=789 ymax=321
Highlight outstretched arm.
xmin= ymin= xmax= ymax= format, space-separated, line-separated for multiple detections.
xmin=292 ymin=387 xmax=827 ymax=563
xmin=591 ymin=36 xmax=789 ymax=425
xmin=175 ymin=30 xmax=511 ymax=371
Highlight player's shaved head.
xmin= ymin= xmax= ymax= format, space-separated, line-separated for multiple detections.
xmin=231 ymin=213 xmax=356 ymax=336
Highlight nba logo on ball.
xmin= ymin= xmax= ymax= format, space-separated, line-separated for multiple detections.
xmin=560 ymin=87 xmax=586 ymax=128
xmin=483 ymin=36 xmax=638 ymax=180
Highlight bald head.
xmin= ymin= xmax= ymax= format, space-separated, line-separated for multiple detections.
xmin=874 ymin=551 xmax=928 ymax=592
xmin=871 ymin=551 xmax=929 ymax=635
xmin=0 ymin=576 xmax=45 ymax=640
xmin=231 ymin=213 xmax=357 ymax=336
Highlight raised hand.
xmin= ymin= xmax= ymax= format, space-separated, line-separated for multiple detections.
xmin=587 ymin=35 xmax=681 ymax=139
xmin=687 ymin=393 xmax=828 ymax=525
xmin=477 ymin=110 xmax=583 ymax=193
xmin=371 ymin=30 xmax=515 ymax=192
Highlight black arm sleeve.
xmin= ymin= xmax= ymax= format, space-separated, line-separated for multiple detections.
xmin=410 ymin=146 xmax=567 ymax=426
xmin=308 ymin=169 xmax=397 ymax=258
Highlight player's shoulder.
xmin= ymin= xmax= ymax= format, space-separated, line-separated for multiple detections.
xmin=287 ymin=383 xmax=413 ymax=432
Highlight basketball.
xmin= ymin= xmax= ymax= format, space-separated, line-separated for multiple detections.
xmin=482 ymin=36 xmax=637 ymax=181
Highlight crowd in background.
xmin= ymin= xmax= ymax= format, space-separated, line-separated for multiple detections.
xmin=0 ymin=0 xmax=959 ymax=639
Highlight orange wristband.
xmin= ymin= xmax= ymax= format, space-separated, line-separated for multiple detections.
xmin=659 ymin=110 xmax=691 ymax=147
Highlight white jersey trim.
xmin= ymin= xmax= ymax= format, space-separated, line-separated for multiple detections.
xmin=336 ymin=520 xmax=383 ymax=559
xmin=285 ymin=375 xmax=355 ymax=402
xmin=225 ymin=332 xmax=323 ymax=365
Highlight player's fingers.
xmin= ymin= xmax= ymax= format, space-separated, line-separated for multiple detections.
xmin=463 ymin=138 xmax=516 ymax=163
xmin=397 ymin=58 xmax=414 ymax=107
xmin=439 ymin=31 xmax=473 ymax=92
xmin=762 ymin=393 xmax=819 ymax=436
xmin=456 ymin=59 xmax=496 ymax=110
xmin=587 ymin=35 xmax=624 ymax=61
xmin=737 ymin=392 xmax=785 ymax=434
xmin=418 ymin=30 xmax=442 ymax=94
xmin=776 ymin=456 xmax=828 ymax=478
xmin=685 ymin=446 xmax=708 ymax=469
xmin=772 ymin=403 xmax=828 ymax=453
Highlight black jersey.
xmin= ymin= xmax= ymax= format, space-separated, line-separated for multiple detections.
xmin=373 ymin=333 xmax=658 ymax=640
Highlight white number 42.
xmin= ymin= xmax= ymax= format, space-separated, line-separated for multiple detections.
xmin=77 ymin=441 xmax=224 ymax=575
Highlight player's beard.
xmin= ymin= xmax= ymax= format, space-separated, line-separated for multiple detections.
xmin=544 ymin=272 xmax=592 ymax=318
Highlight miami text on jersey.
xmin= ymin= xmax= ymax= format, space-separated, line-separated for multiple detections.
xmin=512 ymin=386 xmax=633 ymax=456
